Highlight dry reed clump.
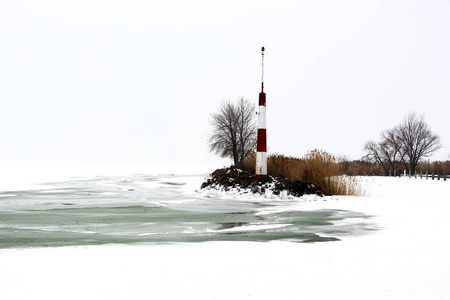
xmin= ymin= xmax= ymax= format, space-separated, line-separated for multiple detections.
xmin=243 ymin=150 xmax=361 ymax=196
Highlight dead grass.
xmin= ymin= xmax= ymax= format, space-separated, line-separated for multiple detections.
xmin=243 ymin=149 xmax=361 ymax=196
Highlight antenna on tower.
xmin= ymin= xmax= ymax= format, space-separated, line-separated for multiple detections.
xmin=261 ymin=47 xmax=265 ymax=92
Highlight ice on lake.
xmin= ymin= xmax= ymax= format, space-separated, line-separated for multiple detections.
xmin=0 ymin=174 xmax=378 ymax=248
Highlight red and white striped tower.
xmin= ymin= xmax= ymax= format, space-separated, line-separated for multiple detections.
xmin=256 ymin=47 xmax=267 ymax=177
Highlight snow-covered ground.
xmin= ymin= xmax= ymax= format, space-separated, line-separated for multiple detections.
xmin=1 ymin=165 xmax=450 ymax=299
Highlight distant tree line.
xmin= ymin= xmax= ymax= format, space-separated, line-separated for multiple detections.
xmin=339 ymin=158 xmax=450 ymax=177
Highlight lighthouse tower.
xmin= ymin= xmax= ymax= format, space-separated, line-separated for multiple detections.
xmin=256 ymin=47 xmax=267 ymax=177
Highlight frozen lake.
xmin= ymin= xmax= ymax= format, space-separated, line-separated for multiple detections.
xmin=0 ymin=174 xmax=377 ymax=248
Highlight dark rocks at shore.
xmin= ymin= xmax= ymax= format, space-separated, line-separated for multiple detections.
xmin=273 ymin=176 xmax=324 ymax=197
xmin=201 ymin=166 xmax=324 ymax=197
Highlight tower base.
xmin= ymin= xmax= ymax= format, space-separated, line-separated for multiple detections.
xmin=255 ymin=152 xmax=267 ymax=176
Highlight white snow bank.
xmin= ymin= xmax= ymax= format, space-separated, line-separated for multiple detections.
xmin=1 ymin=237 xmax=449 ymax=300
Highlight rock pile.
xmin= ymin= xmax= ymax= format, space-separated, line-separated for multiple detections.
xmin=201 ymin=166 xmax=324 ymax=197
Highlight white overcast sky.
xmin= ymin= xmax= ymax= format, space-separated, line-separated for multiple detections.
xmin=1 ymin=0 xmax=450 ymax=168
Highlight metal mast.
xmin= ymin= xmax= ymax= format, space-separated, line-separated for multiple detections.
xmin=256 ymin=47 xmax=267 ymax=177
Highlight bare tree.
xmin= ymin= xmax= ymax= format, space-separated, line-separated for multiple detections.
xmin=394 ymin=112 xmax=442 ymax=175
xmin=379 ymin=128 xmax=403 ymax=175
xmin=363 ymin=140 xmax=390 ymax=175
xmin=364 ymin=113 xmax=441 ymax=176
xmin=208 ymin=98 xmax=256 ymax=167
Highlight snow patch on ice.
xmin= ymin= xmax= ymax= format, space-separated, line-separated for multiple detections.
xmin=0 ymin=194 xmax=15 ymax=198
xmin=212 ymin=223 xmax=292 ymax=233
